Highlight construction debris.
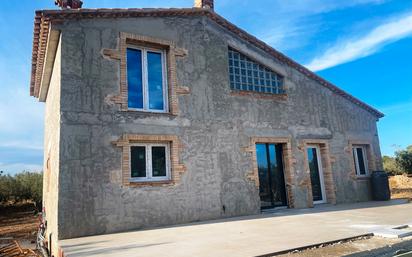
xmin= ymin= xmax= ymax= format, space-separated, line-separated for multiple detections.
xmin=0 ymin=240 xmax=39 ymax=257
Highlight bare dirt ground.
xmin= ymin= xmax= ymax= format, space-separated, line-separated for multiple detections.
xmin=277 ymin=236 xmax=412 ymax=257
xmin=0 ymin=203 xmax=39 ymax=252
xmin=390 ymin=174 xmax=412 ymax=200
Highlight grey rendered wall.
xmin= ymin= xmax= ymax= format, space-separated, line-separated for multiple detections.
xmin=56 ymin=16 xmax=382 ymax=239
xmin=43 ymin=36 xmax=61 ymax=254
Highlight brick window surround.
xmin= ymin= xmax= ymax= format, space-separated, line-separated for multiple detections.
xmin=102 ymin=32 xmax=190 ymax=115
xmin=346 ymin=140 xmax=376 ymax=180
xmin=299 ymin=139 xmax=337 ymax=207
xmin=242 ymin=137 xmax=295 ymax=208
xmin=113 ymin=134 xmax=186 ymax=186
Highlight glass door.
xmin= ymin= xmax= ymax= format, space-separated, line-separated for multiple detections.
xmin=306 ymin=146 xmax=326 ymax=204
xmin=256 ymin=143 xmax=288 ymax=209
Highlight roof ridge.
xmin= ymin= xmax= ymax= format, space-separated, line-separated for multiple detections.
xmin=29 ymin=8 xmax=384 ymax=118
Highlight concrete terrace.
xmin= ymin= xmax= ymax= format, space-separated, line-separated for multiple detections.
xmin=60 ymin=200 xmax=412 ymax=257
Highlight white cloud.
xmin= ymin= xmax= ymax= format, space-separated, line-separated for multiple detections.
xmin=255 ymin=0 xmax=387 ymax=51
xmin=305 ymin=12 xmax=412 ymax=71
xmin=270 ymin=0 xmax=385 ymax=14
xmin=0 ymin=141 xmax=43 ymax=151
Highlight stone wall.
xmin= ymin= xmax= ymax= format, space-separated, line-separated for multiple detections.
xmin=50 ymin=16 xmax=382 ymax=239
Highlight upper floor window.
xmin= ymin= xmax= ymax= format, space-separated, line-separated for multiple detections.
xmin=353 ymin=146 xmax=368 ymax=176
xmin=127 ymin=47 xmax=168 ymax=112
xmin=228 ymin=48 xmax=285 ymax=94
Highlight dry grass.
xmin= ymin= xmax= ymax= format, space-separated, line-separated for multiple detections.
xmin=389 ymin=174 xmax=412 ymax=200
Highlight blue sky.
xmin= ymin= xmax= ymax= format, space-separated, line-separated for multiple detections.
xmin=0 ymin=0 xmax=411 ymax=174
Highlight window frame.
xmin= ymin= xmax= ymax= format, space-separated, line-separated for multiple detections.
xmin=306 ymin=145 xmax=327 ymax=204
xmin=126 ymin=45 xmax=169 ymax=113
xmin=129 ymin=143 xmax=171 ymax=182
xmin=352 ymin=146 xmax=369 ymax=177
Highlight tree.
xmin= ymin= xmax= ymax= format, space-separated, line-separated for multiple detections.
xmin=0 ymin=174 xmax=16 ymax=202
xmin=0 ymin=171 xmax=43 ymax=209
xmin=395 ymin=145 xmax=412 ymax=175
xmin=383 ymin=155 xmax=404 ymax=175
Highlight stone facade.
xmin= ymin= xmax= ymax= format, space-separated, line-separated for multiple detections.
xmin=32 ymin=9 xmax=383 ymax=249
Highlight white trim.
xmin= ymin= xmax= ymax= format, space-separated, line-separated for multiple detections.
xmin=126 ymin=45 xmax=168 ymax=113
xmin=129 ymin=143 xmax=171 ymax=182
xmin=307 ymin=145 xmax=327 ymax=204
xmin=353 ymin=146 xmax=369 ymax=177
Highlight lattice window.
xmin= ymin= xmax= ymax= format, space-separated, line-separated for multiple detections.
xmin=228 ymin=48 xmax=285 ymax=94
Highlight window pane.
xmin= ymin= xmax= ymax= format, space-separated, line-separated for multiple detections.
xmin=268 ymin=144 xmax=287 ymax=207
xmin=131 ymin=146 xmax=146 ymax=178
xmin=152 ymin=146 xmax=166 ymax=177
xmin=228 ymin=48 xmax=284 ymax=95
xmin=256 ymin=144 xmax=271 ymax=208
xmin=307 ymin=148 xmax=323 ymax=201
xmin=147 ymin=52 xmax=164 ymax=110
xmin=127 ymin=48 xmax=143 ymax=109
xmin=357 ymin=148 xmax=367 ymax=175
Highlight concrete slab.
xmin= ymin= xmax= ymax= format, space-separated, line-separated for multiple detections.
xmin=373 ymin=225 xmax=412 ymax=239
xmin=59 ymin=200 xmax=412 ymax=257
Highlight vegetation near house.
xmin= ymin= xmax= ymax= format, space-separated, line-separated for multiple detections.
xmin=383 ymin=145 xmax=412 ymax=175
xmin=395 ymin=145 xmax=412 ymax=174
xmin=0 ymin=171 xmax=43 ymax=210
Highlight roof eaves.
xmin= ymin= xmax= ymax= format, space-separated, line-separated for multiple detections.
xmin=29 ymin=8 xmax=384 ymax=118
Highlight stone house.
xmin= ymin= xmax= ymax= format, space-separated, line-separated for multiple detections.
xmin=30 ymin=0 xmax=384 ymax=254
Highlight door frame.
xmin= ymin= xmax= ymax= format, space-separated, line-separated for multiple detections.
xmin=307 ymin=144 xmax=327 ymax=204
xmin=247 ymin=137 xmax=295 ymax=208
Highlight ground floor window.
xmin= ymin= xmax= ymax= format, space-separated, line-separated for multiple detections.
xmin=130 ymin=143 xmax=170 ymax=182
xmin=353 ymin=146 xmax=368 ymax=176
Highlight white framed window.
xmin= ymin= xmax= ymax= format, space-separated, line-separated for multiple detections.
xmin=126 ymin=46 xmax=168 ymax=112
xmin=129 ymin=143 xmax=170 ymax=182
xmin=352 ymin=146 xmax=368 ymax=176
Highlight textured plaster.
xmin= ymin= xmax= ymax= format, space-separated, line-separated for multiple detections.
xmin=42 ymin=16 xmax=382 ymax=239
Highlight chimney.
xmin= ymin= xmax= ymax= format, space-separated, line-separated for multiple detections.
xmin=55 ymin=0 xmax=83 ymax=9
xmin=194 ymin=0 xmax=214 ymax=10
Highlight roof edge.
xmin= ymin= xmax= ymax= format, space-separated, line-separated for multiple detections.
xmin=205 ymin=11 xmax=384 ymax=118
xmin=29 ymin=8 xmax=384 ymax=118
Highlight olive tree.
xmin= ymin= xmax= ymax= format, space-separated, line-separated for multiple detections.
xmin=395 ymin=145 xmax=412 ymax=175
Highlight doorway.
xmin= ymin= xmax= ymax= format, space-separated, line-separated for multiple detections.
xmin=306 ymin=145 xmax=327 ymax=204
xmin=256 ymin=143 xmax=288 ymax=209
